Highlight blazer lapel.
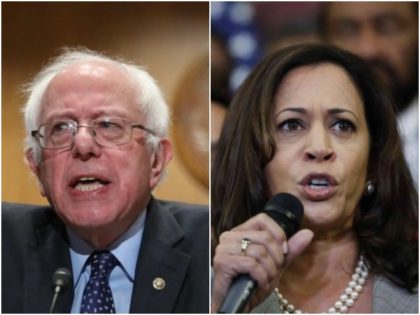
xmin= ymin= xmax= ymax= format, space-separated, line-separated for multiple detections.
xmin=23 ymin=211 xmax=73 ymax=313
xmin=130 ymin=198 xmax=191 ymax=313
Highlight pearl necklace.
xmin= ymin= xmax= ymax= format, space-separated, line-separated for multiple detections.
xmin=275 ymin=256 xmax=369 ymax=314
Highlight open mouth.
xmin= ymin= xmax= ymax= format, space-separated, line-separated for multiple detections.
xmin=300 ymin=173 xmax=337 ymax=187
xmin=299 ymin=173 xmax=338 ymax=201
xmin=71 ymin=176 xmax=110 ymax=192
xmin=307 ymin=178 xmax=330 ymax=190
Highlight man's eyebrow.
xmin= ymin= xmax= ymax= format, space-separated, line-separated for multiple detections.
xmin=374 ymin=11 xmax=404 ymax=21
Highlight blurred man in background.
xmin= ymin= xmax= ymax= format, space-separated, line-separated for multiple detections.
xmin=319 ymin=2 xmax=418 ymax=184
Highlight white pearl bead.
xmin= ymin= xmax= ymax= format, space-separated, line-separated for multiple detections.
xmin=340 ymin=305 xmax=348 ymax=313
xmin=286 ymin=304 xmax=295 ymax=312
xmin=358 ymin=278 xmax=366 ymax=285
xmin=351 ymin=291 xmax=359 ymax=300
xmin=274 ymin=256 xmax=368 ymax=314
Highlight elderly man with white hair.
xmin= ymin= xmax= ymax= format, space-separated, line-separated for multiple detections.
xmin=2 ymin=48 xmax=209 ymax=313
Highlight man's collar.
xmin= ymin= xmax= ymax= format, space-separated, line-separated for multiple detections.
xmin=67 ymin=209 xmax=147 ymax=286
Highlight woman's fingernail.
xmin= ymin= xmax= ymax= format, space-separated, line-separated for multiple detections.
xmin=282 ymin=241 xmax=288 ymax=255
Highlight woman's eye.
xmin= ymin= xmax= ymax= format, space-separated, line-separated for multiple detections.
xmin=278 ymin=119 xmax=303 ymax=132
xmin=331 ymin=119 xmax=356 ymax=132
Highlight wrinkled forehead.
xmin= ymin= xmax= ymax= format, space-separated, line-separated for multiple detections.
xmin=327 ymin=2 xmax=416 ymax=22
xmin=39 ymin=61 xmax=140 ymax=121
xmin=46 ymin=61 xmax=134 ymax=95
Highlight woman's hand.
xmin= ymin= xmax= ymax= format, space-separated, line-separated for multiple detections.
xmin=211 ymin=213 xmax=313 ymax=312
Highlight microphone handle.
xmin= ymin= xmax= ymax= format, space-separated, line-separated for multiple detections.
xmin=49 ymin=286 xmax=61 ymax=313
xmin=218 ymin=274 xmax=257 ymax=313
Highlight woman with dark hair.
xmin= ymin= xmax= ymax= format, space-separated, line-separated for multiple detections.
xmin=211 ymin=44 xmax=418 ymax=313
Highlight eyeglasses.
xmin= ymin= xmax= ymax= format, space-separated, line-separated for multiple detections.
xmin=31 ymin=117 xmax=156 ymax=149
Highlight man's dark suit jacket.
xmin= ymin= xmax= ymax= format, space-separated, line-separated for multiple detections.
xmin=2 ymin=198 xmax=209 ymax=313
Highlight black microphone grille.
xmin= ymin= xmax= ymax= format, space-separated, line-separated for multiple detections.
xmin=263 ymin=193 xmax=304 ymax=238
xmin=52 ymin=267 xmax=72 ymax=289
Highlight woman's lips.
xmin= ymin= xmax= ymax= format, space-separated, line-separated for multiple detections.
xmin=298 ymin=172 xmax=338 ymax=201
xmin=300 ymin=185 xmax=337 ymax=201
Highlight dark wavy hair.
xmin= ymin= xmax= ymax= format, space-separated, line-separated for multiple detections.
xmin=212 ymin=44 xmax=418 ymax=292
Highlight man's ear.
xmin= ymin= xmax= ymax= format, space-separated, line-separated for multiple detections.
xmin=25 ymin=149 xmax=46 ymax=197
xmin=149 ymin=139 xmax=173 ymax=189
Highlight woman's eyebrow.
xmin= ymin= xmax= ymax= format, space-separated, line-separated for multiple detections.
xmin=328 ymin=108 xmax=359 ymax=121
xmin=274 ymin=107 xmax=307 ymax=119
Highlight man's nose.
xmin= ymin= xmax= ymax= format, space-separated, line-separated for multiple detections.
xmin=353 ymin=27 xmax=384 ymax=61
xmin=304 ymin=125 xmax=336 ymax=162
xmin=71 ymin=126 xmax=101 ymax=160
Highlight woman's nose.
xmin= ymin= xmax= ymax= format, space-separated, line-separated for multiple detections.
xmin=304 ymin=126 xmax=336 ymax=162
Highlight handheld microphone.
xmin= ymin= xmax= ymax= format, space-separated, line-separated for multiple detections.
xmin=49 ymin=267 xmax=72 ymax=313
xmin=218 ymin=193 xmax=304 ymax=313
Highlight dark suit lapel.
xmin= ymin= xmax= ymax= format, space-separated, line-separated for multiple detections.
xmin=23 ymin=211 xmax=73 ymax=313
xmin=130 ymin=198 xmax=191 ymax=313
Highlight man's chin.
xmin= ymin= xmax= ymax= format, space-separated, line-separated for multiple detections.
xmin=58 ymin=206 xmax=118 ymax=229
xmin=371 ymin=68 xmax=393 ymax=90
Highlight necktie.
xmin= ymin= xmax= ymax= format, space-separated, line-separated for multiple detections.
xmin=80 ymin=250 xmax=119 ymax=313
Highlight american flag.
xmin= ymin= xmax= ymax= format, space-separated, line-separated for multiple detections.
xmin=211 ymin=2 xmax=263 ymax=94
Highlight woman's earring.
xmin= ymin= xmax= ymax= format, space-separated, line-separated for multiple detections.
xmin=364 ymin=180 xmax=375 ymax=196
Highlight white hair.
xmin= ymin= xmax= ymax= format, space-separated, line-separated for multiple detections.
xmin=23 ymin=47 xmax=170 ymax=162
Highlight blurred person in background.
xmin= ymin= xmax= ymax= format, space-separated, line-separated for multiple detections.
xmin=211 ymin=100 xmax=228 ymax=162
xmin=2 ymin=48 xmax=209 ymax=313
xmin=319 ymin=2 xmax=418 ymax=185
xmin=211 ymin=30 xmax=231 ymax=162
xmin=212 ymin=31 xmax=233 ymax=107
